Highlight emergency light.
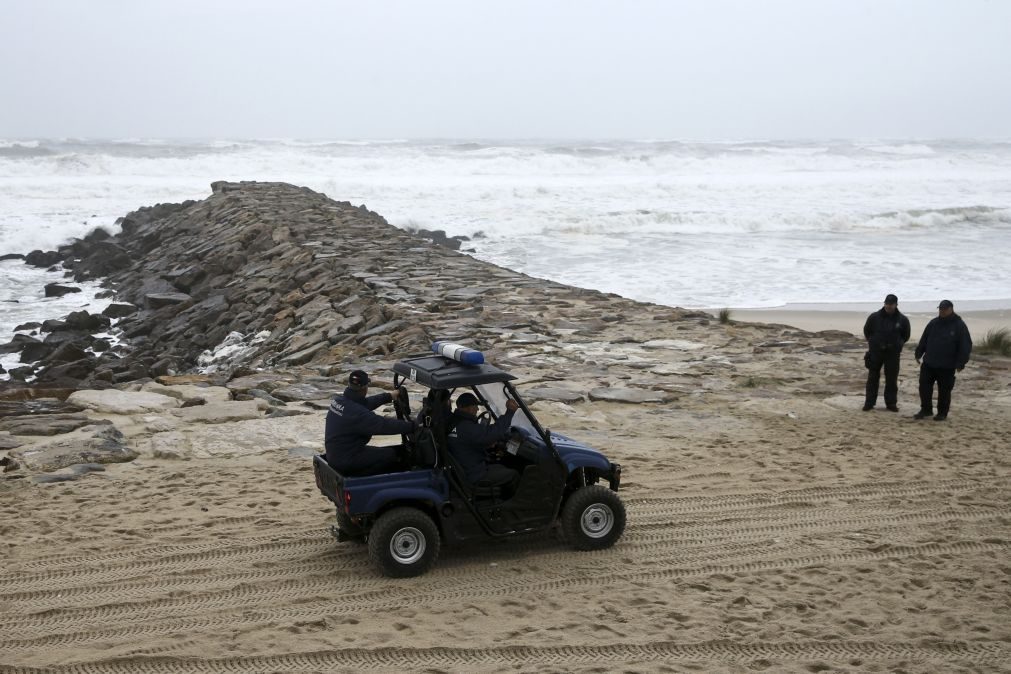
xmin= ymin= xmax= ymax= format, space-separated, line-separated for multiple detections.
xmin=432 ymin=341 xmax=485 ymax=365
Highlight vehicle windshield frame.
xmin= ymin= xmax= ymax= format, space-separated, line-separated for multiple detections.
xmin=473 ymin=382 xmax=544 ymax=440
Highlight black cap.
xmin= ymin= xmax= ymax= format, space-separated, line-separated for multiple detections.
xmin=456 ymin=392 xmax=479 ymax=408
xmin=884 ymin=294 xmax=898 ymax=305
xmin=938 ymin=299 xmax=953 ymax=309
xmin=348 ymin=369 xmax=370 ymax=387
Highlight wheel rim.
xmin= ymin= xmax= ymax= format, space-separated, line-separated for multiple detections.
xmin=580 ymin=503 xmax=614 ymax=538
xmin=389 ymin=526 xmax=427 ymax=564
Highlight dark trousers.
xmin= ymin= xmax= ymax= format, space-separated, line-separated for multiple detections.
xmin=918 ymin=364 xmax=956 ymax=416
xmin=325 ymin=445 xmax=400 ymax=477
xmin=865 ymin=350 xmax=900 ymax=407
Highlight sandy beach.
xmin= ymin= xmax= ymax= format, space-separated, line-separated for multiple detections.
xmin=3 ymin=302 xmax=1010 ymax=672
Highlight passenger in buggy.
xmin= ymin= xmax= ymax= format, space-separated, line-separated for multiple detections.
xmin=446 ymin=392 xmax=520 ymax=494
xmin=324 ymin=370 xmax=415 ymax=476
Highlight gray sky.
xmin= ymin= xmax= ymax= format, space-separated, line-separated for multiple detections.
xmin=2 ymin=0 xmax=1009 ymax=140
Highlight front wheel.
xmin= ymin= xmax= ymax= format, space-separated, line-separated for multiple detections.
xmin=368 ymin=507 xmax=441 ymax=577
xmin=561 ymin=485 xmax=626 ymax=551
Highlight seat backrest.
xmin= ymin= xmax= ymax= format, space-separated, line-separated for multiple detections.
xmin=412 ymin=427 xmax=438 ymax=467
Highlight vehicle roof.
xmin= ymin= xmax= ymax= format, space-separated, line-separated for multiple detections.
xmin=393 ymin=353 xmax=516 ymax=388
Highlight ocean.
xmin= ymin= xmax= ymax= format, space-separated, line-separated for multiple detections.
xmin=2 ymin=138 xmax=1010 ymax=363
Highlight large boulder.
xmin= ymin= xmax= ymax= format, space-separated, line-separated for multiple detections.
xmin=102 ymin=303 xmax=138 ymax=319
xmin=9 ymin=425 xmax=137 ymax=472
xmin=172 ymin=400 xmax=265 ymax=424
xmin=140 ymin=381 xmax=233 ymax=404
xmin=64 ymin=310 xmax=112 ymax=332
xmin=44 ymin=283 xmax=81 ymax=298
xmin=0 ymin=413 xmax=109 ymax=436
xmin=67 ymin=389 xmax=181 ymax=414
xmin=71 ymin=240 xmax=133 ymax=279
xmin=25 ymin=250 xmax=63 ymax=268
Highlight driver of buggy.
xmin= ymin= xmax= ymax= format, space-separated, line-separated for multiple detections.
xmin=447 ymin=392 xmax=520 ymax=492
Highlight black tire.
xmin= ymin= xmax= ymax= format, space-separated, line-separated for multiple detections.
xmin=560 ymin=485 xmax=626 ymax=551
xmin=368 ymin=507 xmax=441 ymax=577
xmin=335 ymin=509 xmax=366 ymax=543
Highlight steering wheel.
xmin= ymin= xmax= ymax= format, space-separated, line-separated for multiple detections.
xmin=477 ymin=410 xmax=491 ymax=426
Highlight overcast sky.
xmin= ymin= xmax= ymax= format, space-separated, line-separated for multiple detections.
xmin=2 ymin=0 xmax=1009 ymax=140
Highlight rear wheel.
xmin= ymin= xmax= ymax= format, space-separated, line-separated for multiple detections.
xmin=561 ymin=485 xmax=626 ymax=551
xmin=368 ymin=507 xmax=441 ymax=577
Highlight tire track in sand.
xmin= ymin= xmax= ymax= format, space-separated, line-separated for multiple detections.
xmin=0 ymin=639 xmax=1007 ymax=672
xmin=1 ymin=539 xmax=1005 ymax=654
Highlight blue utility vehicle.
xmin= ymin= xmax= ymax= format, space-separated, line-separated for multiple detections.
xmin=313 ymin=342 xmax=625 ymax=577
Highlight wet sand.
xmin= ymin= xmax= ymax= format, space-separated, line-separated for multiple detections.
xmin=713 ymin=304 xmax=1011 ymax=339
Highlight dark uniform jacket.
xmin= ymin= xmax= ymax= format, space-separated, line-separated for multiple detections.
xmin=447 ymin=408 xmax=516 ymax=483
xmin=863 ymin=308 xmax=911 ymax=353
xmin=324 ymin=387 xmax=414 ymax=467
xmin=915 ymin=314 xmax=972 ymax=370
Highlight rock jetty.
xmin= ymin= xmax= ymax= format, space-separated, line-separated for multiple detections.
xmin=5 ymin=180 xmax=701 ymax=390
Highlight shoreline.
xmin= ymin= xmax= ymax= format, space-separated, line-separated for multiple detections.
xmin=705 ymin=301 xmax=1011 ymax=338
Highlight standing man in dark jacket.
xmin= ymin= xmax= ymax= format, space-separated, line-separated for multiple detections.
xmin=913 ymin=300 xmax=972 ymax=421
xmin=325 ymin=370 xmax=415 ymax=475
xmin=447 ymin=392 xmax=520 ymax=491
xmin=862 ymin=293 xmax=911 ymax=412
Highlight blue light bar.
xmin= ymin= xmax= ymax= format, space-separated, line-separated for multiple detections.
xmin=432 ymin=341 xmax=485 ymax=365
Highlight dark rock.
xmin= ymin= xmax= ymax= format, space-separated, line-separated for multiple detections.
xmin=33 ymin=358 xmax=96 ymax=386
xmin=19 ymin=341 xmax=54 ymax=363
xmin=102 ymin=303 xmax=138 ymax=318
xmin=1 ymin=253 xmax=25 ymax=261
xmin=145 ymin=292 xmax=191 ymax=309
xmin=112 ymin=362 xmax=149 ymax=383
xmin=72 ymin=241 xmax=133 ymax=280
xmin=42 ymin=330 xmax=93 ymax=347
xmin=1 ymin=334 xmax=43 ymax=355
xmin=5 ymin=366 xmax=35 ymax=381
xmin=278 ymin=341 xmax=328 ymax=366
xmin=41 ymin=319 xmax=67 ymax=333
xmin=407 ymin=227 xmax=468 ymax=250
xmin=44 ymin=283 xmax=82 ymax=298
xmin=0 ymin=398 xmax=84 ymax=416
xmin=13 ymin=321 xmax=41 ymax=332
xmin=25 ymin=250 xmax=63 ymax=268
xmin=148 ymin=357 xmax=179 ymax=377
xmin=164 ymin=265 xmax=206 ymax=293
xmin=42 ymin=342 xmax=89 ymax=364
xmin=64 ymin=310 xmax=111 ymax=331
